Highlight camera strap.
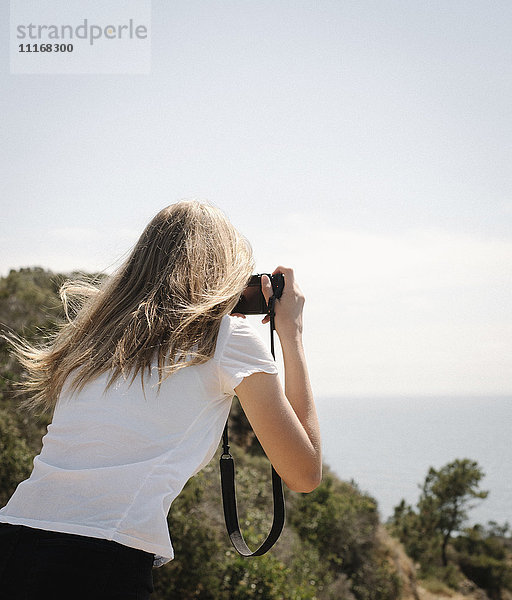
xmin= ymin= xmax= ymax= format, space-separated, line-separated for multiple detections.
xmin=220 ymin=295 xmax=285 ymax=556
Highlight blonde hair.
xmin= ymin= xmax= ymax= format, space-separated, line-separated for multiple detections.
xmin=8 ymin=201 xmax=254 ymax=413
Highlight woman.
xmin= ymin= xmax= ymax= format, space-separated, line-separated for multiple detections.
xmin=0 ymin=201 xmax=321 ymax=599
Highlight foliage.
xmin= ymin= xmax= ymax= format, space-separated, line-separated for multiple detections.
xmin=0 ymin=267 xmax=65 ymax=337
xmin=0 ymin=268 xmax=75 ymax=451
xmin=390 ymin=460 xmax=512 ymax=598
xmin=0 ymin=407 xmax=33 ymax=506
xmin=152 ymin=473 xmax=224 ymax=600
xmin=419 ymin=575 xmax=454 ymax=596
xmin=418 ymin=459 xmax=488 ymax=566
xmin=291 ymin=469 xmax=400 ymax=600
xmin=390 ymin=459 xmax=489 ymax=570
xmin=389 ymin=499 xmax=436 ymax=564
xmin=220 ymin=550 xmax=290 ymax=600
xmin=291 ymin=471 xmax=378 ymax=572
xmin=453 ymin=523 xmax=512 ymax=599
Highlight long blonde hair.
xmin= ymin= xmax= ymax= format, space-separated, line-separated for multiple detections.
xmin=8 ymin=201 xmax=254 ymax=413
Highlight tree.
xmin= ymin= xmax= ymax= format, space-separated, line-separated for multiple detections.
xmin=417 ymin=459 xmax=488 ymax=566
xmin=389 ymin=499 xmax=435 ymax=564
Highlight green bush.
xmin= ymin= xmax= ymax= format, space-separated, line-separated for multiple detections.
xmin=291 ymin=470 xmax=400 ymax=600
xmin=0 ymin=407 xmax=33 ymax=506
xmin=0 ymin=267 xmax=64 ymax=339
xmin=457 ymin=553 xmax=510 ymax=599
xmin=453 ymin=524 xmax=512 ymax=599
xmin=221 ymin=551 xmax=289 ymax=600
xmin=152 ymin=474 xmax=223 ymax=600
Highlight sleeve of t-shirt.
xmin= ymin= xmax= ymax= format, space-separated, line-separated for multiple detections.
xmin=217 ymin=316 xmax=279 ymax=395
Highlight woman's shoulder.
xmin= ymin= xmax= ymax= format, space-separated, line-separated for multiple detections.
xmin=214 ymin=314 xmax=274 ymax=363
xmin=215 ymin=314 xmax=247 ymax=357
xmin=216 ymin=314 xmax=258 ymax=349
xmin=214 ymin=315 xmax=277 ymax=393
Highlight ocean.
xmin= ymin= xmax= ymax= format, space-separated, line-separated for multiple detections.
xmin=316 ymin=396 xmax=512 ymax=527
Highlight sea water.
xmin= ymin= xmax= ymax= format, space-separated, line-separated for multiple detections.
xmin=316 ymin=396 xmax=512 ymax=527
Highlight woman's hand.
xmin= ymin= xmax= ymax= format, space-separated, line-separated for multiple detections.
xmin=260 ymin=266 xmax=305 ymax=340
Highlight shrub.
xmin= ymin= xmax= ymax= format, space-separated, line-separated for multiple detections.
xmin=291 ymin=470 xmax=400 ymax=600
xmin=0 ymin=407 xmax=33 ymax=506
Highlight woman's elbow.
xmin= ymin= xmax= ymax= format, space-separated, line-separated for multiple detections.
xmin=287 ymin=466 xmax=322 ymax=494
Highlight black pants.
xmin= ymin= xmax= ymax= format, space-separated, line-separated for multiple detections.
xmin=0 ymin=523 xmax=154 ymax=599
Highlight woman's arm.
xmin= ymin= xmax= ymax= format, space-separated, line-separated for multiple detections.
xmin=234 ymin=266 xmax=322 ymax=493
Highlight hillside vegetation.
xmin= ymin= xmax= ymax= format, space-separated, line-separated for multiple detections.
xmin=1 ymin=268 xmax=510 ymax=599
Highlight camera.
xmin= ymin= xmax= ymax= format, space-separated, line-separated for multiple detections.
xmin=233 ymin=273 xmax=285 ymax=315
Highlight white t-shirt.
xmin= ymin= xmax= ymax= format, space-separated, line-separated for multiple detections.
xmin=0 ymin=315 xmax=278 ymax=567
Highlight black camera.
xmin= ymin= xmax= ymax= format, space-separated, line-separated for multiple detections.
xmin=233 ymin=273 xmax=285 ymax=315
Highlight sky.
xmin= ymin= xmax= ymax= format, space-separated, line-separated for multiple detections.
xmin=1 ymin=0 xmax=511 ymax=398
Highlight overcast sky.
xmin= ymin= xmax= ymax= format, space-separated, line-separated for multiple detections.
xmin=1 ymin=0 xmax=511 ymax=397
